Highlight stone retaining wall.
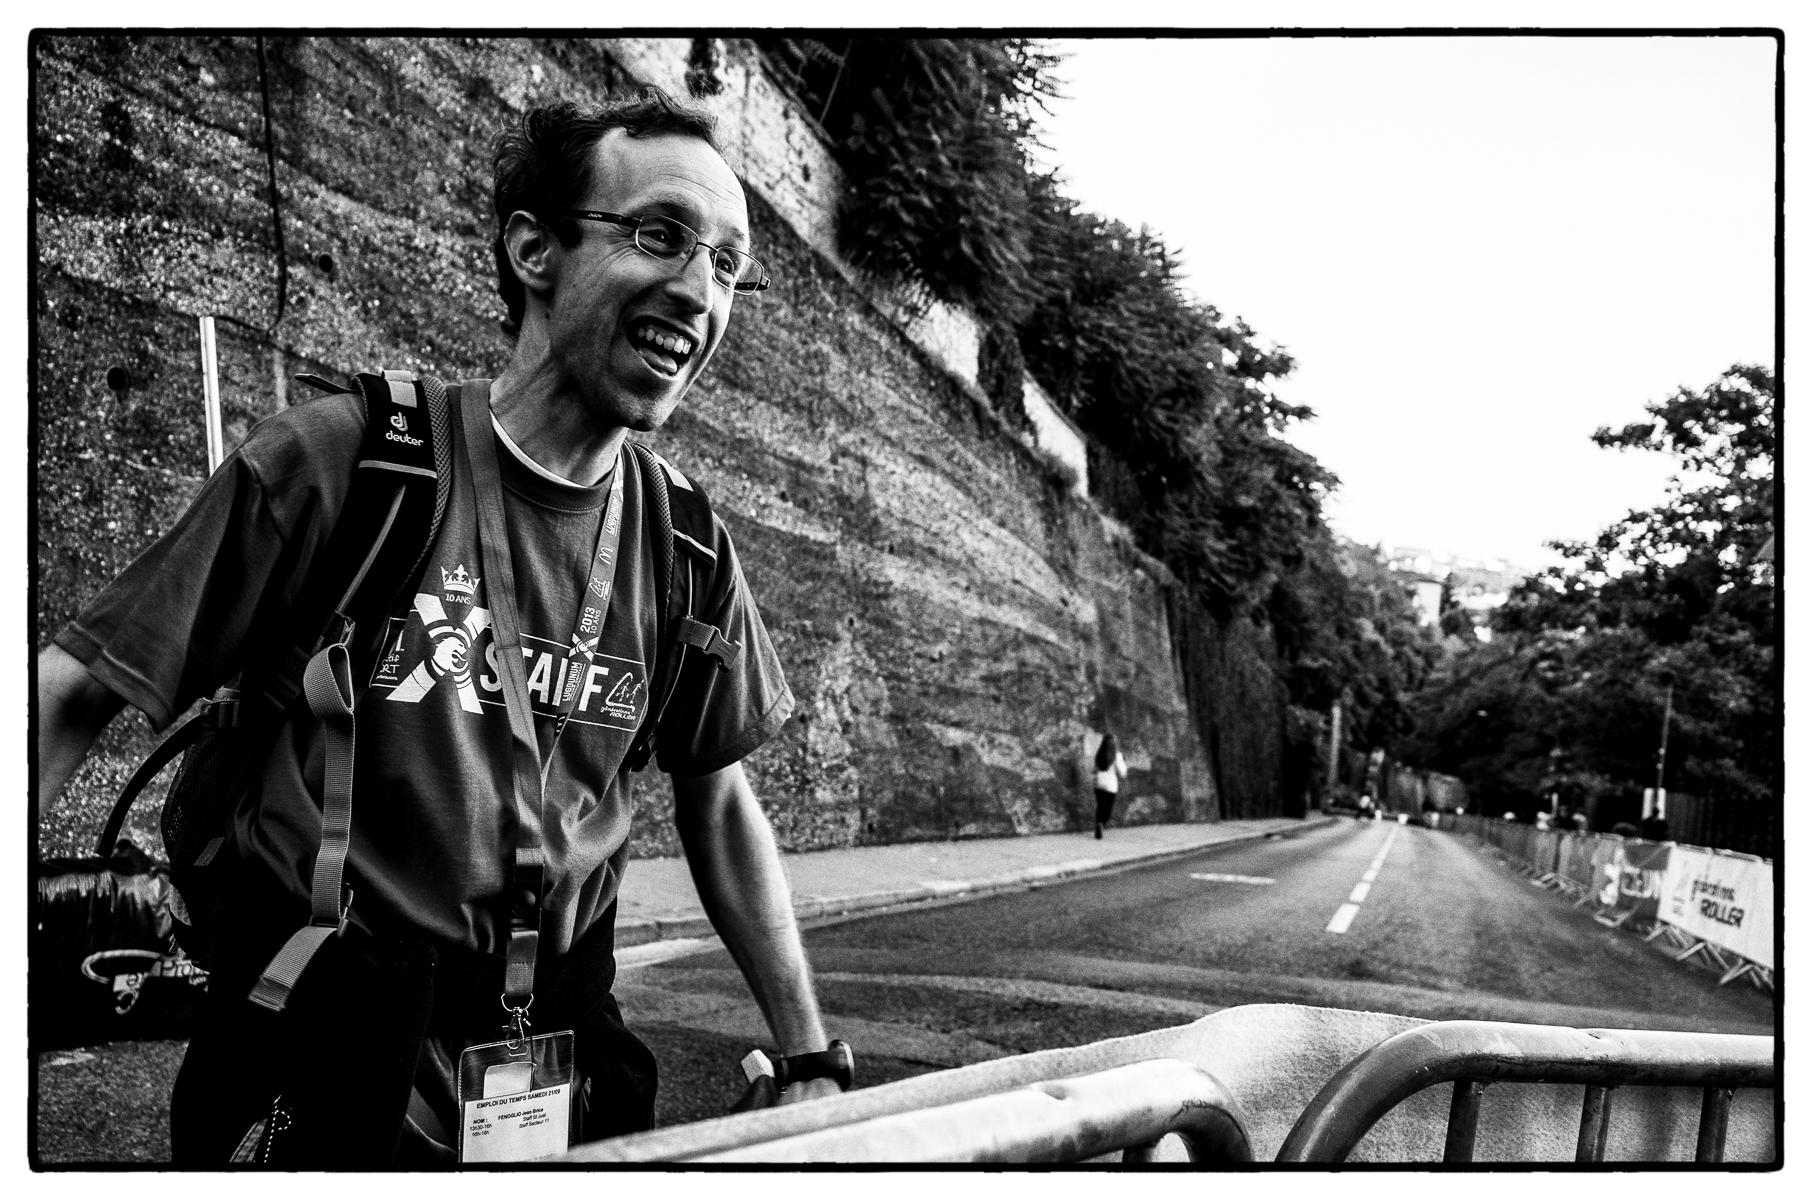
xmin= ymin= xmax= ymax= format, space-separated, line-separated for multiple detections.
xmin=33 ymin=33 xmax=1250 ymax=858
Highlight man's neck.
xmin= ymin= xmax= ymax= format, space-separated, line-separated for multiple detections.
xmin=487 ymin=363 xmax=627 ymax=487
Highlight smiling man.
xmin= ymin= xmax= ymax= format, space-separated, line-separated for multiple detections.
xmin=37 ymin=88 xmax=842 ymax=1167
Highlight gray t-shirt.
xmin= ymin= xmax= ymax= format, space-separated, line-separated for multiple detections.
xmin=59 ymin=381 xmax=794 ymax=957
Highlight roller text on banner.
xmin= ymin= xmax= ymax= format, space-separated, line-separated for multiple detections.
xmin=1660 ymin=846 xmax=1774 ymax=969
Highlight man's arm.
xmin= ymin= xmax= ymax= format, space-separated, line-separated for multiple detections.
xmin=671 ymin=760 xmax=840 ymax=1104
xmin=37 ymin=643 xmax=127 ymax=805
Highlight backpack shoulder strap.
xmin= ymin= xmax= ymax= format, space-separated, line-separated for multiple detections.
xmin=623 ymin=442 xmax=731 ymax=774
xmin=94 ymin=371 xmax=455 ymax=859
xmin=641 ymin=445 xmax=719 ymax=573
xmin=246 ymin=369 xmax=458 ymax=1013
xmin=288 ymin=369 xmax=454 ymax=660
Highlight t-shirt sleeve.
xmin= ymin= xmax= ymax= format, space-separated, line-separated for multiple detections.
xmin=654 ymin=519 xmax=794 ymax=779
xmin=53 ymin=398 xmax=358 ymax=730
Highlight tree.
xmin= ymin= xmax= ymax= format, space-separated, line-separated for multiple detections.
xmin=1412 ymin=365 xmax=1777 ymax=824
xmin=1436 ymin=573 xmax=1478 ymax=644
xmin=1271 ymin=532 xmax=1441 ymax=760
xmin=1015 ymin=176 xmax=1322 ymax=616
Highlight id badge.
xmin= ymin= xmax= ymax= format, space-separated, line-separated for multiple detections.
xmin=456 ymin=1029 xmax=577 ymax=1163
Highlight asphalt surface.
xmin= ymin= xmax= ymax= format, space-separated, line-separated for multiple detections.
xmin=621 ymin=819 xmax=1773 ymax=1125
xmin=32 ymin=817 xmax=1775 ymax=1161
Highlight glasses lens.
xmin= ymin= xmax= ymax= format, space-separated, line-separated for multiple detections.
xmin=712 ymin=248 xmax=766 ymax=293
xmin=634 ymin=216 xmax=691 ymax=258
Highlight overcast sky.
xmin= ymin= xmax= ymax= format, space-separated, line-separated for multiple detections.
xmin=1032 ymin=33 xmax=1777 ymax=571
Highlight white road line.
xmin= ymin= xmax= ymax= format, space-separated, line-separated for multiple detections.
xmin=1190 ymin=873 xmax=1276 ymax=885
xmin=1326 ymin=903 xmax=1360 ymax=934
xmin=1326 ymin=826 xmax=1401 ymax=934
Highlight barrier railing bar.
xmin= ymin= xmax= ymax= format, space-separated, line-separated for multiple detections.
xmin=1575 ymin=1085 xmax=1612 ymax=1162
xmin=1275 ymin=1021 xmax=1774 ymax=1164
xmin=1696 ymin=1087 xmax=1733 ymax=1163
xmin=567 ymin=1059 xmax=1254 ymax=1165
xmin=1442 ymin=1080 xmax=1485 ymax=1162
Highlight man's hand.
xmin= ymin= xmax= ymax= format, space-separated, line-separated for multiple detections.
xmin=778 ymin=1076 xmax=842 ymax=1106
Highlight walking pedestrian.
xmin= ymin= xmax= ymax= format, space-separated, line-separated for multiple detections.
xmin=1093 ymin=732 xmax=1127 ymax=839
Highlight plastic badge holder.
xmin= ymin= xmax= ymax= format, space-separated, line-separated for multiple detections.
xmin=456 ymin=1028 xmax=577 ymax=1163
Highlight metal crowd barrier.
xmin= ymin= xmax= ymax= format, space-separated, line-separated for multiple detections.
xmin=566 ymin=1059 xmax=1253 ymax=1164
xmin=1275 ymin=1020 xmax=1775 ymax=1164
xmin=1447 ymin=814 xmax=1773 ymax=991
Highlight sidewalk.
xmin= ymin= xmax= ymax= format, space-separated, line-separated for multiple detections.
xmin=616 ymin=816 xmax=1334 ymax=949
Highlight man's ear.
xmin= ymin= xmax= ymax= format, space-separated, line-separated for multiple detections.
xmin=503 ymin=211 xmax=560 ymax=304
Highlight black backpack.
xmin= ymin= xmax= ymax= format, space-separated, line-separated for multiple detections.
xmin=95 ymin=370 xmax=726 ymax=1008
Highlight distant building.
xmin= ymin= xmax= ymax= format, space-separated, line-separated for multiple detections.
xmin=1380 ymin=545 xmax=1531 ymax=641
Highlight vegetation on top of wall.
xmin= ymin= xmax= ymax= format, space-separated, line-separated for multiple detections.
xmin=757 ymin=36 xmax=1060 ymax=325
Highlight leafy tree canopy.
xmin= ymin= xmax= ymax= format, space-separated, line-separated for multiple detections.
xmin=1270 ymin=531 xmax=1442 ymax=754
xmin=1407 ymin=365 xmax=1777 ymax=820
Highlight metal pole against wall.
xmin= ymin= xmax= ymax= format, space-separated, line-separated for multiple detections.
xmin=199 ymin=315 xmax=224 ymax=473
xmin=1652 ymin=683 xmax=1674 ymax=821
xmin=1325 ymin=700 xmax=1342 ymax=797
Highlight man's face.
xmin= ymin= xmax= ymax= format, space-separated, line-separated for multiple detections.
xmin=544 ymin=129 xmax=750 ymax=434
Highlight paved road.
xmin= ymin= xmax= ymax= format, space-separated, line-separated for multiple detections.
xmin=623 ymin=819 xmax=1774 ymax=1125
xmin=34 ymin=819 xmax=1775 ymax=1157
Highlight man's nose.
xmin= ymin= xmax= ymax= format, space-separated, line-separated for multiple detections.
xmin=664 ymin=244 xmax=719 ymax=311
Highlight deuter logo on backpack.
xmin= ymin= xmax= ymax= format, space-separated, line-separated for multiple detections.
xmin=387 ymin=410 xmax=424 ymax=447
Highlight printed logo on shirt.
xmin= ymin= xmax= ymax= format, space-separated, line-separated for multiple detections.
xmin=375 ymin=564 xmax=493 ymax=714
xmin=370 ymin=560 xmax=648 ymax=731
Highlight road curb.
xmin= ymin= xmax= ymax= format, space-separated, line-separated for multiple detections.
xmin=615 ymin=817 xmax=1336 ymax=949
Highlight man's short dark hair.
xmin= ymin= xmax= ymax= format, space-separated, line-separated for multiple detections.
xmin=491 ymin=87 xmax=723 ymax=337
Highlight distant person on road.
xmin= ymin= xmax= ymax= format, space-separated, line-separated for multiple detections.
xmin=1093 ymin=732 xmax=1128 ymax=839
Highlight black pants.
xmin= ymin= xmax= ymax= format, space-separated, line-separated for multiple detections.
xmin=1094 ymin=788 xmax=1117 ymax=827
xmin=171 ymin=872 xmax=656 ymax=1168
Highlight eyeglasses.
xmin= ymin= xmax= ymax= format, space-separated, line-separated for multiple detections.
xmin=564 ymin=210 xmax=771 ymax=295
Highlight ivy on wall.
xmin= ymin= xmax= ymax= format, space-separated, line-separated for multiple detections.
xmin=760 ymin=37 xmax=1058 ymax=324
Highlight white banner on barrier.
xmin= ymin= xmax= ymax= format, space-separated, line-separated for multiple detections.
xmin=1659 ymin=846 xmax=1774 ymax=969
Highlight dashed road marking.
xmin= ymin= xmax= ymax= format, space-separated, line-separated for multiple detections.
xmin=1190 ymin=873 xmax=1276 ymax=885
xmin=1327 ymin=825 xmax=1400 ymax=934
xmin=1326 ymin=903 xmax=1360 ymax=934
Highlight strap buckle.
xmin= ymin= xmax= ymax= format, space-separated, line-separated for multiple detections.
xmin=501 ymin=995 xmax=534 ymax=1049
xmin=200 ymin=692 xmax=242 ymax=731
xmin=676 ymin=616 xmax=740 ymax=671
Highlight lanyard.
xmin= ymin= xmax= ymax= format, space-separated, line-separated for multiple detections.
xmin=547 ymin=454 xmax=626 ymax=760
xmin=459 ymin=381 xmax=626 ymax=1023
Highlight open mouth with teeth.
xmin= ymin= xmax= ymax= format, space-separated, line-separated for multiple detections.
xmin=631 ymin=320 xmax=696 ymax=375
